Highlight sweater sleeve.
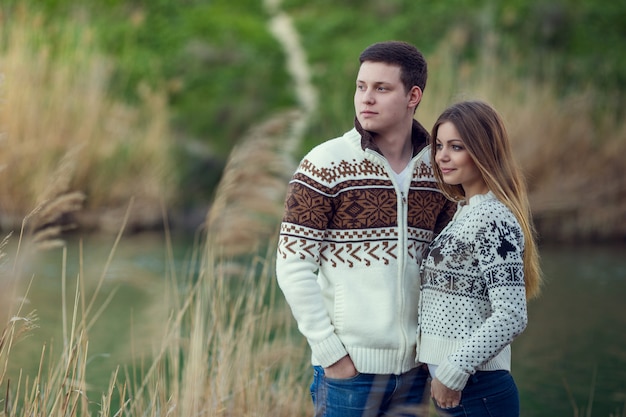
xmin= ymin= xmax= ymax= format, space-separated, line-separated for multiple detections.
xmin=436 ymin=211 xmax=528 ymax=391
xmin=275 ymin=170 xmax=348 ymax=368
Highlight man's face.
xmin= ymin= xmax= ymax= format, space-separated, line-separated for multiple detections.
xmin=354 ymin=61 xmax=417 ymax=136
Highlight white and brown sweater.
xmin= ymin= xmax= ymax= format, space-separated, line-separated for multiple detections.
xmin=276 ymin=120 xmax=454 ymax=375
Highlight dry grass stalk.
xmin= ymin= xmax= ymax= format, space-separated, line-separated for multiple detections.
xmin=422 ymin=28 xmax=626 ymax=242
xmin=0 ymin=11 xmax=173 ymax=232
xmin=0 ymin=204 xmax=138 ymax=416
xmin=150 ymin=241 xmax=309 ymax=416
xmin=205 ymin=110 xmax=300 ymax=258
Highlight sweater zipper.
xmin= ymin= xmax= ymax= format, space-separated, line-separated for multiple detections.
xmin=397 ymin=183 xmax=408 ymax=367
xmin=366 ymin=148 xmax=418 ymax=371
xmin=391 ymin=152 xmax=412 ymax=369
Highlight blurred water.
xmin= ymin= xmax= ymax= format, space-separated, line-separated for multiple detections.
xmin=3 ymin=231 xmax=200 ymax=397
xmin=514 ymin=243 xmax=626 ymax=417
xmin=3 ymin=234 xmax=625 ymax=416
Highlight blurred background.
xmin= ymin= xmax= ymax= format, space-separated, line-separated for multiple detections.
xmin=0 ymin=0 xmax=624 ymax=416
xmin=0 ymin=0 xmax=624 ymax=240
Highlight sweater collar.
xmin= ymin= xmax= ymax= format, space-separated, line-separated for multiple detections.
xmin=454 ymin=191 xmax=497 ymax=220
xmin=463 ymin=190 xmax=496 ymax=206
xmin=354 ymin=117 xmax=430 ymax=157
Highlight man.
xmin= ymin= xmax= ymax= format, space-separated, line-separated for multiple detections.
xmin=276 ymin=40 xmax=455 ymax=417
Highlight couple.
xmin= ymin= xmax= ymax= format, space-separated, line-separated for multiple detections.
xmin=276 ymin=41 xmax=542 ymax=417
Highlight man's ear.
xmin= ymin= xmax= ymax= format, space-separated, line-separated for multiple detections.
xmin=408 ymin=86 xmax=423 ymax=108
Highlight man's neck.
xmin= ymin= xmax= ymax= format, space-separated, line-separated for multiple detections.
xmin=373 ymin=125 xmax=414 ymax=174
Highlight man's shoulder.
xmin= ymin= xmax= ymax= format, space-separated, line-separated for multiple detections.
xmin=304 ymin=128 xmax=361 ymax=162
xmin=410 ymin=145 xmax=438 ymax=183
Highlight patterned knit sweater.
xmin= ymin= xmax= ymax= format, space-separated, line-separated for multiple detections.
xmin=417 ymin=191 xmax=528 ymax=391
xmin=276 ymin=120 xmax=454 ymax=375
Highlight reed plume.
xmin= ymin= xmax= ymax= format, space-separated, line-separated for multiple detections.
xmin=204 ymin=110 xmax=301 ymax=259
xmin=0 ymin=10 xmax=173 ymax=234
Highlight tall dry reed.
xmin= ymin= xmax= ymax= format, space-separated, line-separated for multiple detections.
xmin=204 ymin=110 xmax=299 ymax=259
xmin=0 ymin=10 xmax=173 ymax=233
xmin=0 ymin=200 xmax=139 ymax=416
xmin=151 ymin=240 xmax=309 ymax=416
xmin=420 ymin=27 xmax=626 ymax=242
xmin=0 ymin=121 xmax=310 ymax=414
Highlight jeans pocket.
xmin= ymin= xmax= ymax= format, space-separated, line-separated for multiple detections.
xmin=311 ymin=366 xmax=325 ymax=416
xmin=323 ymin=373 xmax=378 ymax=416
xmin=480 ymin=378 xmax=520 ymax=417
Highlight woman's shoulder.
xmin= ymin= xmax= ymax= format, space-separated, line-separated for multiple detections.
xmin=463 ymin=194 xmax=520 ymax=230
xmin=465 ymin=195 xmax=524 ymax=253
xmin=470 ymin=193 xmax=512 ymax=214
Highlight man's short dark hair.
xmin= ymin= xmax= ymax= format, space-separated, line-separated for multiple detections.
xmin=359 ymin=41 xmax=427 ymax=93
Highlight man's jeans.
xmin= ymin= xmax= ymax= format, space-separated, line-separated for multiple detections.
xmin=311 ymin=365 xmax=430 ymax=417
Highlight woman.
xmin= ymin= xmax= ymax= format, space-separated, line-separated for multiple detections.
xmin=417 ymin=100 xmax=543 ymax=416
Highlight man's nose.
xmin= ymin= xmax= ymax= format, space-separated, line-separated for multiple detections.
xmin=362 ymin=88 xmax=374 ymax=103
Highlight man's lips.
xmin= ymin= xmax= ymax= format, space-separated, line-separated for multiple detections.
xmin=360 ymin=110 xmax=377 ymax=117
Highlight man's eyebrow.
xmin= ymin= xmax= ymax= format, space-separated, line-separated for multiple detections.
xmin=356 ymin=80 xmax=393 ymax=85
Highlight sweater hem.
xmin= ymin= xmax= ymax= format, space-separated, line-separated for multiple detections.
xmin=312 ymin=345 xmax=418 ymax=375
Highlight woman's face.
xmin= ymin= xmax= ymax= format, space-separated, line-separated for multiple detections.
xmin=434 ymin=121 xmax=488 ymax=199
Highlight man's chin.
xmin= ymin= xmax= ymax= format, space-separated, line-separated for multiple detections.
xmin=358 ymin=120 xmax=378 ymax=133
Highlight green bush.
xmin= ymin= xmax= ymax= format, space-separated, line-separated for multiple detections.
xmin=1 ymin=0 xmax=624 ymax=205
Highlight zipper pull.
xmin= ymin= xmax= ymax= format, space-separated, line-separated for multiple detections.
xmin=401 ymin=191 xmax=407 ymax=205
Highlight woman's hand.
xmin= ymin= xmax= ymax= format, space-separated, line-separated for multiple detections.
xmin=324 ymin=355 xmax=358 ymax=379
xmin=431 ymin=377 xmax=462 ymax=409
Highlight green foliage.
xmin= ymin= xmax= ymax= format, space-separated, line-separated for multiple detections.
xmin=2 ymin=0 xmax=625 ymax=206
xmin=284 ymin=0 xmax=626 ymax=152
xmin=3 ymin=0 xmax=296 ymax=203
xmin=85 ymin=1 xmax=296 ymax=151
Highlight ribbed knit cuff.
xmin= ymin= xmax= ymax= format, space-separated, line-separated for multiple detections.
xmin=436 ymin=360 xmax=470 ymax=391
xmin=310 ymin=333 xmax=348 ymax=368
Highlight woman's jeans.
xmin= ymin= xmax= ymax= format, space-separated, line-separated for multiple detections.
xmin=433 ymin=370 xmax=520 ymax=417
xmin=310 ymin=365 xmax=430 ymax=417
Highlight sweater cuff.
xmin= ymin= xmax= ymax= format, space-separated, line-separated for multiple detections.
xmin=436 ymin=360 xmax=470 ymax=391
xmin=310 ymin=333 xmax=348 ymax=368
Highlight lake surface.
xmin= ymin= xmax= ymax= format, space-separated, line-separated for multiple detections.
xmin=3 ymin=233 xmax=625 ymax=416
xmin=513 ymin=243 xmax=626 ymax=417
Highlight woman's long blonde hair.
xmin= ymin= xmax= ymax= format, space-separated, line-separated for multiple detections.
xmin=430 ymin=100 xmax=543 ymax=299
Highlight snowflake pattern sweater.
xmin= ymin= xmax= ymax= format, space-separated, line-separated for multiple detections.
xmin=416 ymin=191 xmax=528 ymax=391
xmin=276 ymin=120 xmax=455 ymax=375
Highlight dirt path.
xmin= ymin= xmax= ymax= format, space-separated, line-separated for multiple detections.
xmin=264 ymin=0 xmax=318 ymax=157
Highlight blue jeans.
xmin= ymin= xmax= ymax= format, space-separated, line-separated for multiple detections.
xmin=433 ymin=370 xmax=520 ymax=417
xmin=310 ymin=365 xmax=430 ymax=417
